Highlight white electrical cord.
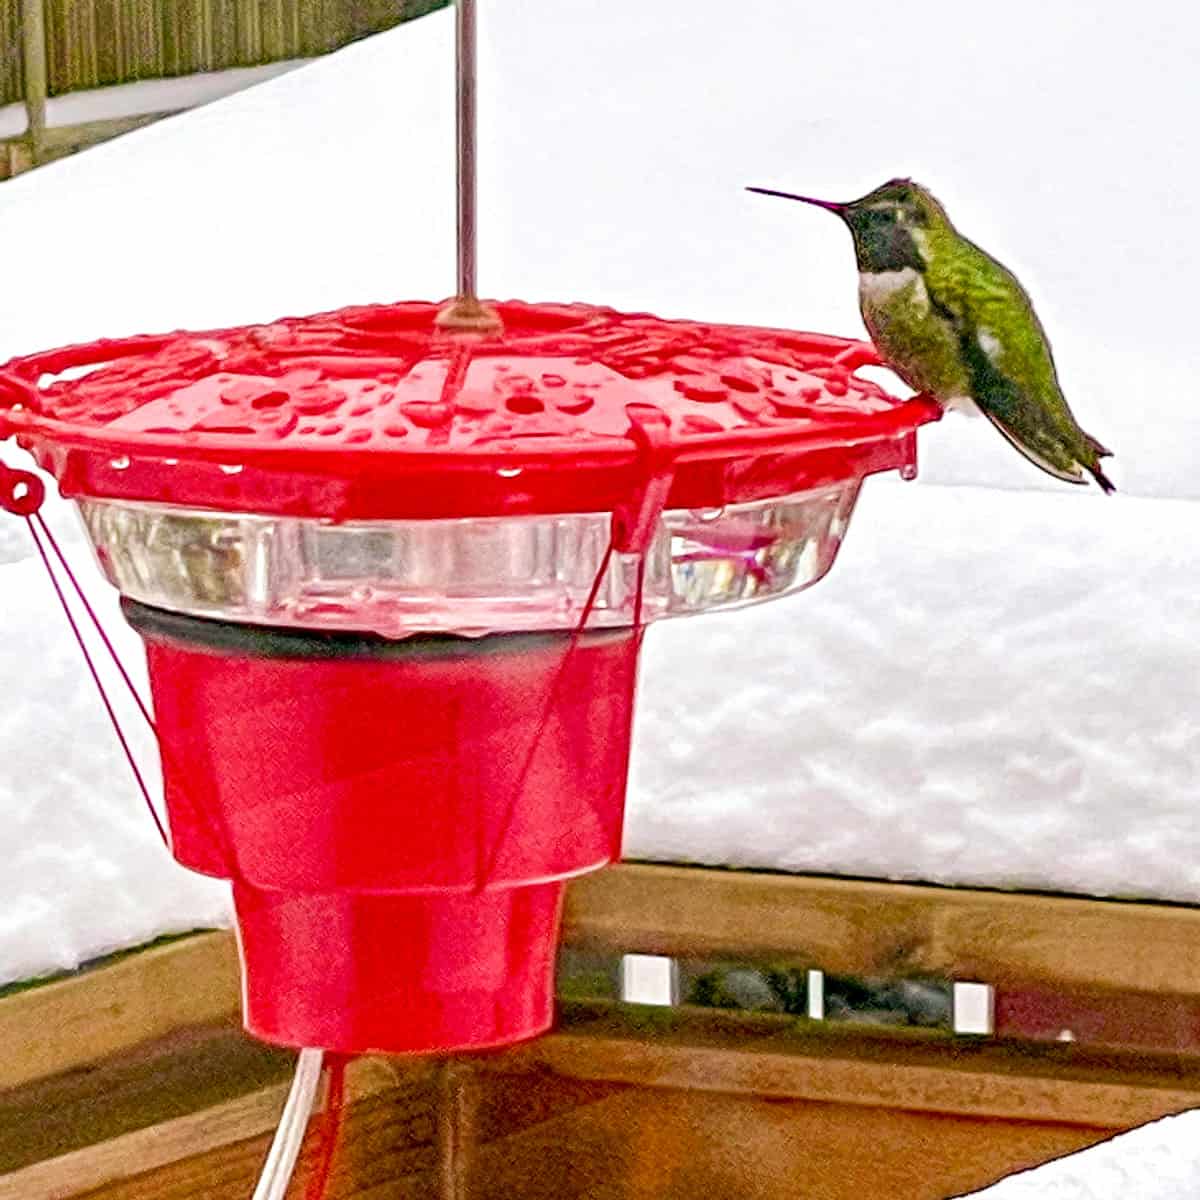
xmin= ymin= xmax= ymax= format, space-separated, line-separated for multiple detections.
xmin=251 ymin=1048 xmax=325 ymax=1200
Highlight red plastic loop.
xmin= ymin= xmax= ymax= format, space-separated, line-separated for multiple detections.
xmin=0 ymin=367 xmax=39 ymax=409
xmin=612 ymin=403 xmax=675 ymax=554
xmin=0 ymin=464 xmax=45 ymax=516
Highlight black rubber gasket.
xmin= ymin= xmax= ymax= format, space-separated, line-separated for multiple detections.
xmin=121 ymin=598 xmax=630 ymax=661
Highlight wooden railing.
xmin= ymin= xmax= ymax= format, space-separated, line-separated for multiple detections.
xmin=3 ymin=864 xmax=1200 ymax=1198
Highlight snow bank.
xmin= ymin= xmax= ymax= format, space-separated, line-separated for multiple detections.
xmin=964 ymin=1112 xmax=1200 ymax=1199
xmin=0 ymin=552 xmax=230 ymax=986
xmin=629 ymin=479 xmax=1200 ymax=900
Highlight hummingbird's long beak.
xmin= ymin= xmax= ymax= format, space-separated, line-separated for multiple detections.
xmin=745 ymin=186 xmax=846 ymax=214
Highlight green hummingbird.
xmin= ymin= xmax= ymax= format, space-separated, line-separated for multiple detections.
xmin=747 ymin=179 xmax=1115 ymax=493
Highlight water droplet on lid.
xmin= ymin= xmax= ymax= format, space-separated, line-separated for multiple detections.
xmin=455 ymin=394 xmax=495 ymax=417
xmin=293 ymin=386 xmax=343 ymax=415
xmin=163 ymin=458 xmax=179 ymax=466
xmin=732 ymin=395 xmax=771 ymax=422
xmin=506 ymin=395 xmax=544 ymax=415
xmin=556 ymin=396 xmax=594 ymax=415
xmin=110 ymin=455 xmax=130 ymax=470
xmin=767 ymin=396 xmax=819 ymax=418
xmin=676 ymin=382 xmax=729 ymax=404
xmin=720 ymin=373 xmax=759 ymax=393
xmin=400 ymin=402 xmax=452 ymax=429
xmin=219 ymin=463 xmax=244 ymax=475
xmin=497 ymin=467 xmax=522 ymax=478
xmin=282 ymin=368 xmax=323 ymax=389
xmin=900 ymin=462 xmax=918 ymax=481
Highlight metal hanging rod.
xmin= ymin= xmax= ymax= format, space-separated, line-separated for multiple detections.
xmin=438 ymin=0 xmax=501 ymax=331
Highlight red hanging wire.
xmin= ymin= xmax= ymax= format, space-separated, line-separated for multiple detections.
xmin=32 ymin=512 xmax=158 ymax=730
xmin=473 ymin=534 xmax=619 ymax=892
xmin=20 ymin=502 xmax=244 ymax=873
xmin=304 ymin=1055 xmax=348 ymax=1200
xmin=23 ymin=514 xmax=170 ymax=847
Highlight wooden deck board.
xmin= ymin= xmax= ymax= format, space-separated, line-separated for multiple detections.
xmin=4 ymin=863 xmax=1200 ymax=1197
xmin=565 ymin=864 xmax=1200 ymax=995
xmin=7 ymin=863 xmax=1200 ymax=1093
xmin=0 ymin=930 xmax=239 ymax=1091
xmin=7 ymin=1011 xmax=1185 ymax=1200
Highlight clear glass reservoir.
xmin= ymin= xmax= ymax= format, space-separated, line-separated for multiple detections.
xmin=78 ymin=480 xmax=860 ymax=638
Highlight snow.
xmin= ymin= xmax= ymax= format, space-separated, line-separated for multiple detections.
xmin=629 ymin=479 xmax=1200 ymax=899
xmin=964 ymin=1112 xmax=1200 ymax=1198
xmin=1 ymin=0 xmax=1199 ymax=991
xmin=0 ymin=61 xmax=306 ymax=140
xmin=0 ymin=534 xmax=231 ymax=984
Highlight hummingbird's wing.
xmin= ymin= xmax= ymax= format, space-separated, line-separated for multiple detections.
xmin=977 ymin=407 xmax=1088 ymax=485
xmin=922 ymin=238 xmax=1098 ymax=487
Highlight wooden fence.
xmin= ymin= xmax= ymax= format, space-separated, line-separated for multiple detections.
xmin=0 ymin=0 xmax=445 ymax=105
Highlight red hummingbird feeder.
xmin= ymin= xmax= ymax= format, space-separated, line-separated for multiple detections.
xmin=0 ymin=299 xmax=934 ymax=1053
xmin=0 ymin=2 xmax=938 ymax=1195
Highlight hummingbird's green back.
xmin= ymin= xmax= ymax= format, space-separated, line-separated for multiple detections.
xmin=920 ymin=221 xmax=1107 ymax=482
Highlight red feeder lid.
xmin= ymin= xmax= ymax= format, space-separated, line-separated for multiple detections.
xmin=0 ymin=300 xmax=939 ymax=533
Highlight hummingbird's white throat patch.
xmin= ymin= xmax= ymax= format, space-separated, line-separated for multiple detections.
xmin=859 ymin=267 xmax=929 ymax=313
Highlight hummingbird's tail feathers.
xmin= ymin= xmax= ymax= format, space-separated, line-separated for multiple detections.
xmin=980 ymin=407 xmax=1117 ymax=493
xmin=1083 ymin=431 xmax=1117 ymax=493
xmin=978 ymin=407 xmax=1089 ymax=488
xmin=1087 ymin=462 xmax=1117 ymax=495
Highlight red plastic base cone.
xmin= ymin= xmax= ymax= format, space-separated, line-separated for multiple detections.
xmin=234 ymin=881 xmax=565 ymax=1053
xmin=124 ymin=604 xmax=641 ymax=1054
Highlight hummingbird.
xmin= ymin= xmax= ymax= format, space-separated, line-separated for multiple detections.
xmin=747 ymin=179 xmax=1115 ymax=493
